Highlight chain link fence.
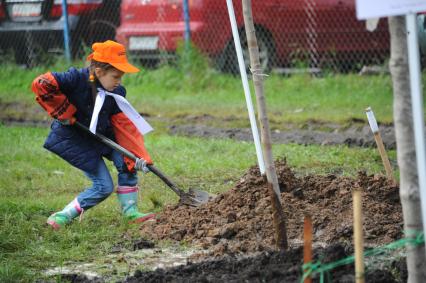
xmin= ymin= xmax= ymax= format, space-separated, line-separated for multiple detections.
xmin=0 ymin=0 xmax=120 ymax=67
xmin=0 ymin=0 xmax=425 ymax=72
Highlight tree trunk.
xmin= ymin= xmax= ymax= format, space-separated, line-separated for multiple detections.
xmin=242 ymin=0 xmax=288 ymax=250
xmin=389 ymin=16 xmax=426 ymax=282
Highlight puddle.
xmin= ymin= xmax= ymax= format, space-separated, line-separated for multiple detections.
xmin=44 ymin=246 xmax=203 ymax=281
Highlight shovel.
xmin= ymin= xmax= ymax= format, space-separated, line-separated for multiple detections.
xmin=73 ymin=121 xmax=211 ymax=207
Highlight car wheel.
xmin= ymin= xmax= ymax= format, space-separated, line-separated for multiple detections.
xmin=218 ymin=28 xmax=275 ymax=75
xmin=77 ymin=20 xmax=116 ymax=58
xmin=14 ymin=33 xmax=54 ymax=67
xmin=71 ymin=35 xmax=87 ymax=60
xmin=87 ymin=20 xmax=116 ymax=42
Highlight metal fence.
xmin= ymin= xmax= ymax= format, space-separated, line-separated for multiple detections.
xmin=0 ymin=0 xmax=425 ymax=72
xmin=0 ymin=0 xmax=120 ymax=67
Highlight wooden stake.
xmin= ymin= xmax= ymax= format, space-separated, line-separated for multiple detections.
xmin=353 ymin=189 xmax=365 ymax=283
xmin=365 ymin=107 xmax=395 ymax=183
xmin=373 ymin=132 xmax=395 ymax=183
xmin=303 ymin=215 xmax=313 ymax=283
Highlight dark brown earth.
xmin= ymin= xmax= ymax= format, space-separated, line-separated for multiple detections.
xmin=3 ymin=108 xmax=405 ymax=282
xmin=169 ymin=123 xmax=396 ymax=149
xmin=140 ymin=159 xmax=402 ymax=256
xmin=125 ymin=245 xmax=405 ymax=283
xmin=1 ymin=105 xmax=397 ymax=149
xmin=124 ymin=160 xmax=405 ymax=282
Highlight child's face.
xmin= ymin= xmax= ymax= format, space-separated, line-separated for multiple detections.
xmin=95 ymin=67 xmax=125 ymax=91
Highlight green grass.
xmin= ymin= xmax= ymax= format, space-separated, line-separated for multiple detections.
xmin=124 ymin=67 xmax=398 ymax=124
xmin=0 ymin=60 xmax=411 ymax=281
xmin=0 ymin=125 xmax=396 ymax=281
xmin=1 ymin=62 xmax=423 ymax=125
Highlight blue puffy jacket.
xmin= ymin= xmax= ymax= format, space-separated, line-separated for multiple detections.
xmin=42 ymin=67 xmax=126 ymax=174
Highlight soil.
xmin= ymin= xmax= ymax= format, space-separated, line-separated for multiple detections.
xmin=125 ymin=159 xmax=405 ymax=282
xmin=125 ymin=245 xmax=406 ymax=283
xmin=140 ymin=159 xmax=401 ymax=255
xmin=0 ymin=102 xmax=397 ymax=149
xmin=3 ymin=105 xmax=405 ymax=282
xmin=169 ymin=123 xmax=396 ymax=149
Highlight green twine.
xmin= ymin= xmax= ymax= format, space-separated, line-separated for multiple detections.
xmin=301 ymin=231 xmax=425 ymax=283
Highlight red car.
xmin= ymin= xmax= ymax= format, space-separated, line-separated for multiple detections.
xmin=0 ymin=0 xmax=120 ymax=67
xmin=116 ymin=0 xmax=426 ymax=72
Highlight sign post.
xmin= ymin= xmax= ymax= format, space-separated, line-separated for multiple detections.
xmin=406 ymin=11 xmax=426 ymax=242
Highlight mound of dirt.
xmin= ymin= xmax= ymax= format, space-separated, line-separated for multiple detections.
xmin=140 ymin=159 xmax=402 ymax=257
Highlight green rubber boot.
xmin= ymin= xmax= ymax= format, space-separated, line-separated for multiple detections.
xmin=116 ymin=186 xmax=155 ymax=223
xmin=47 ymin=198 xmax=82 ymax=230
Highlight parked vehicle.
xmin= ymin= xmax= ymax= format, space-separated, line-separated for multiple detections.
xmin=116 ymin=0 xmax=426 ymax=72
xmin=0 ymin=0 xmax=120 ymax=66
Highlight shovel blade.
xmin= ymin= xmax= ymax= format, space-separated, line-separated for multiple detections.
xmin=189 ymin=188 xmax=212 ymax=203
xmin=179 ymin=188 xmax=213 ymax=207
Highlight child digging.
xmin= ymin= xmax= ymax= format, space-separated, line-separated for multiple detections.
xmin=31 ymin=40 xmax=155 ymax=229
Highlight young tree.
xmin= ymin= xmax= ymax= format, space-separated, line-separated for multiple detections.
xmin=389 ymin=16 xmax=426 ymax=282
xmin=242 ymin=0 xmax=288 ymax=249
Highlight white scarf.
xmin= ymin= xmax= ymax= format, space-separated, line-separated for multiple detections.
xmin=89 ymin=88 xmax=153 ymax=135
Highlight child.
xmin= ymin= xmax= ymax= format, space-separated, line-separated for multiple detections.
xmin=31 ymin=40 xmax=155 ymax=229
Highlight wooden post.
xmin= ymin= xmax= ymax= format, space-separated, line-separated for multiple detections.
xmin=373 ymin=132 xmax=394 ymax=181
xmin=353 ymin=189 xmax=365 ymax=283
xmin=365 ymin=107 xmax=395 ymax=183
xmin=303 ymin=215 xmax=313 ymax=283
xmin=242 ymin=0 xmax=288 ymax=249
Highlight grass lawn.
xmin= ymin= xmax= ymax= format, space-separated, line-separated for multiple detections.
xmin=0 ymin=125 xmax=395 ymax=282
xmin=0 ymin=61 xmax=416 ymax=281
xmin=2 ymin=61 xmax=422 ymax=125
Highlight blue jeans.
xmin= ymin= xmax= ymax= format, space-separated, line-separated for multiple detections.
xmin=76 ymin=150 xmax=138 ymax=210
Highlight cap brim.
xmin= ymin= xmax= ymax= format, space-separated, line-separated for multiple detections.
xmin=110 ymin=62 xmax=140 ymax=73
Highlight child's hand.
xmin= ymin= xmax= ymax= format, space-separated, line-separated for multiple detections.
xmin=135 ymin=158 xmax=150 ymax=173
xmin=58 ymin=117 xmax=76 ymax=125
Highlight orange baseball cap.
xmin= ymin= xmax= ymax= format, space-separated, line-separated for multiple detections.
xmin=87 ymin=40 xmax=139 ymax=73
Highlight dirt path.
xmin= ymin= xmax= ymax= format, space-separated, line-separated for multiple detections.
xmin=169 ymin=123 xmax=396 ymax=149
xmin=1 ymin=101 xmax=397 ymax=149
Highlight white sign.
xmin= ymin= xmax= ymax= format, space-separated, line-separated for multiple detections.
xmin=356 ymin=0 xmax=426 ymax=19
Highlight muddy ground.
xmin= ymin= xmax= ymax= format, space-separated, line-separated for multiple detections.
xmin=3 ymin=107 xmax=405 ymax=282
xmin=125 ymin=246 xmax=405 ymax=283
xmin=1 ymin=103 xmax=396 ymax=149
xmin=169 ymin=121 xmax=396 ymax=149
xmin=166 ymin=113 xmax=397 ymax=149
xmin=123 ymin=160 xmax=405 ymax=282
